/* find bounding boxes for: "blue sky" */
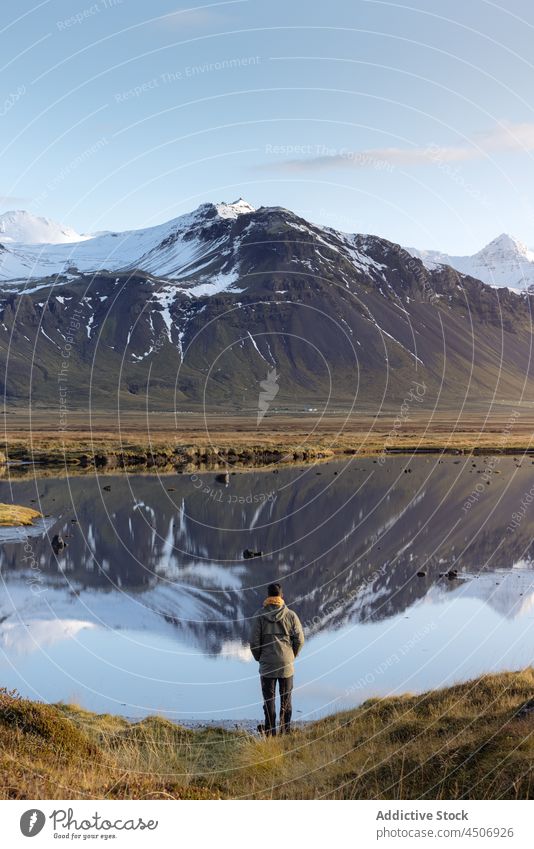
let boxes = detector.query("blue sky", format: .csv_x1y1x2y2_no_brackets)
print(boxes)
2,0,534,252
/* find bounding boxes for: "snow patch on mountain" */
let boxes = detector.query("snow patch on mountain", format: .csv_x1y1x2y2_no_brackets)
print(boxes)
214,198,255,218
186,268,242,297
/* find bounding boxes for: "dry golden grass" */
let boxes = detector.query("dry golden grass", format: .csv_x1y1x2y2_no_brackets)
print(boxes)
0,503,42,526
2,410,534,470
2,669,534,799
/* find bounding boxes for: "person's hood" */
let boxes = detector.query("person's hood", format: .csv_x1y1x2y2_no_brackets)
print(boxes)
261,603,287,622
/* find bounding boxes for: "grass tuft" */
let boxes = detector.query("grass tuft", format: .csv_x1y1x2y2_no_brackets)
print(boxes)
0,503,41,526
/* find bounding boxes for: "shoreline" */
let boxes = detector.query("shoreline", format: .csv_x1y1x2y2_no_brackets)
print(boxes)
2,409,534,473
2,443,533,476
3,437,534,475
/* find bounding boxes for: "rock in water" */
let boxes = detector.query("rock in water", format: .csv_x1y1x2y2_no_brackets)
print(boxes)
51,534,65,551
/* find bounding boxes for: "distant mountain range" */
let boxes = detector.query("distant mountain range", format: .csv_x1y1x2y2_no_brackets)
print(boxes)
0,210,89,246
407,233,534,291
2,205,533,291
0,200,533,410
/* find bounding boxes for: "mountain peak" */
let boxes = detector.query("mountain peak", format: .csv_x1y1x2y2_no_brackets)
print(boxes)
177,198,255,227
213,198,255,219
479,232,530,256
408,232,534,290
0,209,87,245
475,232,534,265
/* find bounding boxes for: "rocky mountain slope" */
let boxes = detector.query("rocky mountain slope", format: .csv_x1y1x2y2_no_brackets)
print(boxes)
0,200,533,410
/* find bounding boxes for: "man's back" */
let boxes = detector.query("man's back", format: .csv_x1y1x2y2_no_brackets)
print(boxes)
250,598,304,678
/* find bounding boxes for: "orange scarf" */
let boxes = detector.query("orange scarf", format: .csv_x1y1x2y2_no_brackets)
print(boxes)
263,595,284,607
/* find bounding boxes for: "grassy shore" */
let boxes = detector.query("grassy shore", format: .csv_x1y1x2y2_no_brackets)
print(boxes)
2,669,534,799
2,410,534,471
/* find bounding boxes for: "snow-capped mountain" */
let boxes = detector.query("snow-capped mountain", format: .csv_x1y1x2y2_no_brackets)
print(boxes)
408,233,534,291
1,198,533,410
0,199,255,283
0,210,88,245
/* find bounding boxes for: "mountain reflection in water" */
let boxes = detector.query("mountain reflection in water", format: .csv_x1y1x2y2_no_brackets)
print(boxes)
1,456,534,718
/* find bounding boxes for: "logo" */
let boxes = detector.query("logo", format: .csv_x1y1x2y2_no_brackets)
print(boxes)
20,809,46,837
257,367,279,425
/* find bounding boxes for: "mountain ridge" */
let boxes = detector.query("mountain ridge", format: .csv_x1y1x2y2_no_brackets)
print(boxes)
2,201,533,293
0,199,257,283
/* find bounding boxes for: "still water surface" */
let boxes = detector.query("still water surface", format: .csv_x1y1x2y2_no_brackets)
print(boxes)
1,455,533,720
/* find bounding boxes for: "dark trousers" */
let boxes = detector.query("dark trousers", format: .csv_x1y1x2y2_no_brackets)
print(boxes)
260,675,293,735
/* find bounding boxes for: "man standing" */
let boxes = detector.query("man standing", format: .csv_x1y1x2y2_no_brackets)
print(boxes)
249,582,305,736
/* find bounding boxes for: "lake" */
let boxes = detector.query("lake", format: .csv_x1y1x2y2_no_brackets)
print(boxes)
1,455,534,722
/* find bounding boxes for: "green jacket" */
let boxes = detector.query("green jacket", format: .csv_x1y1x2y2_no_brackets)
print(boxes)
249,603,305,678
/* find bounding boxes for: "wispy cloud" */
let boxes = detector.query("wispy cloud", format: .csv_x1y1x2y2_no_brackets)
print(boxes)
261,121,534,172
474,121,534,153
